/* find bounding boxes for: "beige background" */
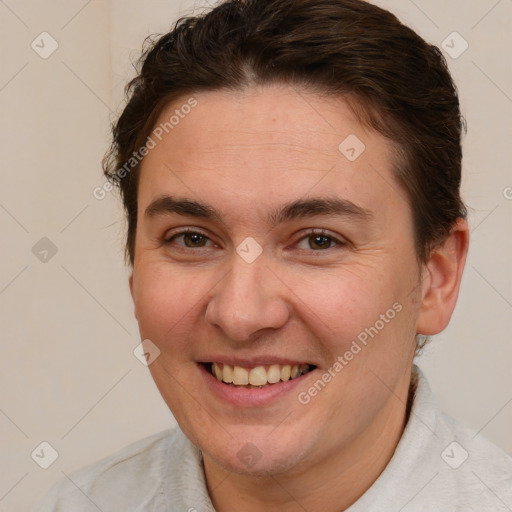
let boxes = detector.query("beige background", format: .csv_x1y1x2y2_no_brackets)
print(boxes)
0,0,510,510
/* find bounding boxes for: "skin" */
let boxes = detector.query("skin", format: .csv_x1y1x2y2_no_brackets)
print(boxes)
129,85,469,511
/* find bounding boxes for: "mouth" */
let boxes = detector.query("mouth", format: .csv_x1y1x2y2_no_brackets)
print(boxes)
203,362,317,389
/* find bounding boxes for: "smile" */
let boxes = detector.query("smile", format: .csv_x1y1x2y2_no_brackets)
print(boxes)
208,362,315,388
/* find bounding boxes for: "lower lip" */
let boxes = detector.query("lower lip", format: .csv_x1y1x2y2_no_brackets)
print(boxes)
198,363,315,407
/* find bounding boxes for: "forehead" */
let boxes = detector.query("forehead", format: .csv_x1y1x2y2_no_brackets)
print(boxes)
137,85,408,223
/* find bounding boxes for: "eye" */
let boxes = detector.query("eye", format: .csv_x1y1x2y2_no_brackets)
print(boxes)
164,228,213,248
295,230,345,251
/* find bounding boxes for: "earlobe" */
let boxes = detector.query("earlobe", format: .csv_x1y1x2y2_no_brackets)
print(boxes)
416,218,469,336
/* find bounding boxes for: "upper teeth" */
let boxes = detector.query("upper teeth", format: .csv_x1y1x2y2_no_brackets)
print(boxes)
211,363,311,386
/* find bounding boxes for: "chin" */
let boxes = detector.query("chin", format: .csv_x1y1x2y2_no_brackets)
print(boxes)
208,445,308,477
196,425,317,477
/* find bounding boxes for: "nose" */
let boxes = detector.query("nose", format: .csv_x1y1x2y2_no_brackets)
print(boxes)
204,253,290,342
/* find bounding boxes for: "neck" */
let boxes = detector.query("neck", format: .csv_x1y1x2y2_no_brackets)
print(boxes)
203,368,414,512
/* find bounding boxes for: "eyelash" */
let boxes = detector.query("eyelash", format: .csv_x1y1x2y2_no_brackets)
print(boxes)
164,227,347,251
295,228,347,250
164,227,212,247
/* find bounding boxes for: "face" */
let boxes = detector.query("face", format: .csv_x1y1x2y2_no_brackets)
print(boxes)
130,85,422,476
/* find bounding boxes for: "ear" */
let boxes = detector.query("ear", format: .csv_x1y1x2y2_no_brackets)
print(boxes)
416,218,469,336
129,272,138,320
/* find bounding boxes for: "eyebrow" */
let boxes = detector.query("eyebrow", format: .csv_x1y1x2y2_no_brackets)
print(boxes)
144,195,373,226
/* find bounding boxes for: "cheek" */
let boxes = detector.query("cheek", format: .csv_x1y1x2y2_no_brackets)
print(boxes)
132,264,204,344
289,267,395,340
287,260,418,373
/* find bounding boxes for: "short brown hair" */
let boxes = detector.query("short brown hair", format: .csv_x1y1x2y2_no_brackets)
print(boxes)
103,0,467,266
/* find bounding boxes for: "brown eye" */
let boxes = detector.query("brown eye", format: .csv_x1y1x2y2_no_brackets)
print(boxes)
165,230,212,248
182,232,207,247
308,235,333,250
295,230,346,252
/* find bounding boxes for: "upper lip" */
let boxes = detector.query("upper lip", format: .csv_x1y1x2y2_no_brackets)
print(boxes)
198,357,316,367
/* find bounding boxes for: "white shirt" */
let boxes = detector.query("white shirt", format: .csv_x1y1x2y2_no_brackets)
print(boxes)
35,366,512,511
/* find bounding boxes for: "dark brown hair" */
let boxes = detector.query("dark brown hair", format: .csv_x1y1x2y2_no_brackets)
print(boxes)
103,0,466,266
